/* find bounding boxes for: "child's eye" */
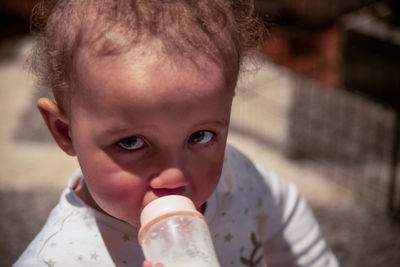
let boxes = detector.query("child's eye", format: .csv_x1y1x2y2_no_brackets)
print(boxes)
188,130,214,145
116,136,146,151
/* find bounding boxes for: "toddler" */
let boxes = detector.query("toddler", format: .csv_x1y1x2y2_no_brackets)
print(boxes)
15,0,339,266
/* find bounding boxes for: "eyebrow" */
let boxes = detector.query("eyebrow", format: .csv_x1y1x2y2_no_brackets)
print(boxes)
194,119,229,128
97,118,229,140
97,124,158,138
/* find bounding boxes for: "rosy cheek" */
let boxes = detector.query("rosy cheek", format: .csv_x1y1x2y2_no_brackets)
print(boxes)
85,171,141,203
94,183,143,220
200,161,223,193
207,155,224,175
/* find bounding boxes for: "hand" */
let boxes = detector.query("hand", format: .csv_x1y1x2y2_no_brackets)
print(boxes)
142,260,164,267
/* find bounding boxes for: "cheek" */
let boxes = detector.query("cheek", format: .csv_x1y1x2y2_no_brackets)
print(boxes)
77,153,148,219
206,145,226,179
205,160,223,186
85,172,147,226
193,152,225,197
85,171,142,205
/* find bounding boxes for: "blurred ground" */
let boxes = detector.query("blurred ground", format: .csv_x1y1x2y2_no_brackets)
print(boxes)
0,36,399,267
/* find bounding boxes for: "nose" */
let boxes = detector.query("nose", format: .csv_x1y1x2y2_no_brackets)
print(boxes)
149,167,189,190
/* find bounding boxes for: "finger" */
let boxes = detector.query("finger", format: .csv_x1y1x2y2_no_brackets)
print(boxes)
142,260,153,267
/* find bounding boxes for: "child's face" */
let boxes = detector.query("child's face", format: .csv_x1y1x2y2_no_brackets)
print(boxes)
68,48,237,227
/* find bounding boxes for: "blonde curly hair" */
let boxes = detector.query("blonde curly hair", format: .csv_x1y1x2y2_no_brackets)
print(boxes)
29,0,265,111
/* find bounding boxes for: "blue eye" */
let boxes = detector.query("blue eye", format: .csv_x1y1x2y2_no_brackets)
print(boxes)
117,136,145,151
189,130,214,145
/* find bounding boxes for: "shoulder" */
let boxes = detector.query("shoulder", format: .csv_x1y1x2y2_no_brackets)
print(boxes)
221,144,310,236
222,146,339,266
13,187,110,266
216,144,303,230
15,172,144,266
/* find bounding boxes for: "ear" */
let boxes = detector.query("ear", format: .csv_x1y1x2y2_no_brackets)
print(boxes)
37,98,76,156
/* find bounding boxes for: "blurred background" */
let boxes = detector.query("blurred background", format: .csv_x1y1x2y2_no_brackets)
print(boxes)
0,0,399,266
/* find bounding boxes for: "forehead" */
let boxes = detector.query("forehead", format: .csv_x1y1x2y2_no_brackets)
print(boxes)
73,43,238,107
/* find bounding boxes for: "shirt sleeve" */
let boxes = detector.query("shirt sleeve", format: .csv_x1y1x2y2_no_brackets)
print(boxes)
255,164,340,267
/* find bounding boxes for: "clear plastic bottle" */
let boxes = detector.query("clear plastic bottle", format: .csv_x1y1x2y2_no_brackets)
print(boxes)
138,195,220,267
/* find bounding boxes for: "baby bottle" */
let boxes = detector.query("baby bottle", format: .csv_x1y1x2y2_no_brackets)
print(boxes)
138,195,220,267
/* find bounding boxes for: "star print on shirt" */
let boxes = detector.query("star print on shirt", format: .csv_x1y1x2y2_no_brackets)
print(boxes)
91,253,99,260
44,259,56,267
122,234,130,241
224,233,233,242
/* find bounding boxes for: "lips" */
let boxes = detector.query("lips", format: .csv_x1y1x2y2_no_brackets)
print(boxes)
152,187,185,197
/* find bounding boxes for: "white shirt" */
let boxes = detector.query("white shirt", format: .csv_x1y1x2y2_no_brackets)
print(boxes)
14,145,339,267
